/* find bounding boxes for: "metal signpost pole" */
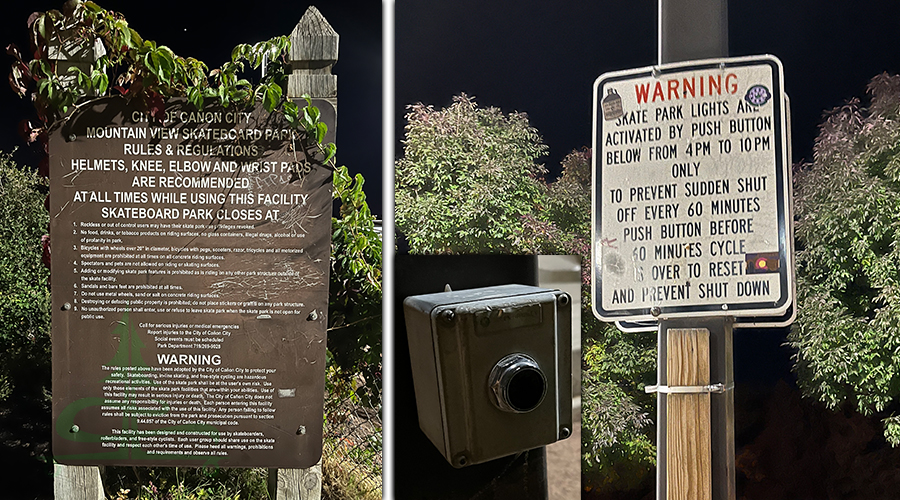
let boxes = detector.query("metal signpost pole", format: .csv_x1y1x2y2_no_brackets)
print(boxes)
658,2,733,500
593,2,790,499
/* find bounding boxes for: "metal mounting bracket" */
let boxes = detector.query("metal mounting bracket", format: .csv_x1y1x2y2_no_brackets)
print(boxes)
644,383,731,394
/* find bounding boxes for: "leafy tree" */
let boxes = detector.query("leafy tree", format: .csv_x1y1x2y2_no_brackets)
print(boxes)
395,94,548,253
582,332,655,492
518,148,591,255
791,73,900,444
395,98,657,492
8,1,334,176
329,166,382,398
543,147,593,235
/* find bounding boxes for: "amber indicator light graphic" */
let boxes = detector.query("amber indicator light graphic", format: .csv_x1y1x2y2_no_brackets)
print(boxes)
745,252,781,274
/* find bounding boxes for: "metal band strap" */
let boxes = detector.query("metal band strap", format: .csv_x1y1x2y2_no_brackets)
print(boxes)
644,383,731,394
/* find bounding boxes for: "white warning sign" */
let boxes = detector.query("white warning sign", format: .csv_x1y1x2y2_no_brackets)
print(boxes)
591,55,793,322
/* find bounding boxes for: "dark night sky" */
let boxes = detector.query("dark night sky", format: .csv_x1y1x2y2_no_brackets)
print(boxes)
0,0,382,215
396,1,900,176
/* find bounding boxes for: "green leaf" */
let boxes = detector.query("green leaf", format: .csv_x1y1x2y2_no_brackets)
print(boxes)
144,51,159,78
37,78,52,98
282,100,298,117
323,143,337,164
129,28,143,47
33,14,47,42
316,121,327,144
266,43,280,65
90,71,108,95
83,1,103,13
301,107,315,132
95,55,110,71
188,86,204,110
263,83,282,112
120,22,133,48
307,105,321,124
231,43,248,63
282,100,299,127
157,46,175,82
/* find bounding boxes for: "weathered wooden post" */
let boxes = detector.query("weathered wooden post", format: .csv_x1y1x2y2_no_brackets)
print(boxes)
286,6,339,109
266,6,337,500
49,19,106,500
54,464,104,500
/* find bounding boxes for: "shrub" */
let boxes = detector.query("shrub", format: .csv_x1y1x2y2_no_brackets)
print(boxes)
0,152,51,405
395,94,548,253
791,73,900,444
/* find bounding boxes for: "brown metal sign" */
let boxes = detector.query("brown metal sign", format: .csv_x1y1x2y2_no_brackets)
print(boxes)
49,96,333,468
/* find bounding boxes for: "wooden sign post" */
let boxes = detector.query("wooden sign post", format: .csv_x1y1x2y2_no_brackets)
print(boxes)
49,11,106,500
267,6,338,500
666,328,712,500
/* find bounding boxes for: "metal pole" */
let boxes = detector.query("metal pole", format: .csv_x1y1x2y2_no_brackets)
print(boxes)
659,0,728,65
657,2,733,500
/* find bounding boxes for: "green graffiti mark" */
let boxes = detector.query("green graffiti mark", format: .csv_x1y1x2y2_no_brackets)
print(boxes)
56,310,223,465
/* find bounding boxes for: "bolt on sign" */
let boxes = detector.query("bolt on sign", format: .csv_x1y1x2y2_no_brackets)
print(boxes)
50,96,334,468
591,55,793,322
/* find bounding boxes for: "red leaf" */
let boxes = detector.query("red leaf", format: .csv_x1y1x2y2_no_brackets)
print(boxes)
9,71,27,98
26,12,41,28
147,91,166,122
113,85,128,95
17,119,35,142
129,79,143,97
6,43,22,61
38,155,49,177
19,61,33,82
62,0,78,17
